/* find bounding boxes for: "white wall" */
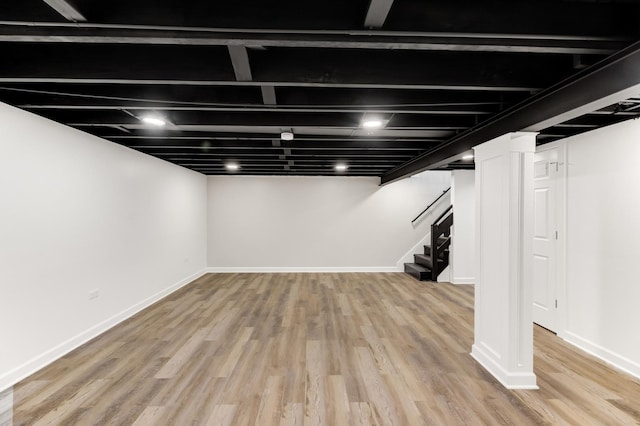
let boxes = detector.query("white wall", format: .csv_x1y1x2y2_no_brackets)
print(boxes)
0,103,208,391
207,173,450,270
560,118,640,378
450,170,475,284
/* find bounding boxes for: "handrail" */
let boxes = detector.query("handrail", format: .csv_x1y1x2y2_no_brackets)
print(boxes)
411,187,451,224
433,204,453,225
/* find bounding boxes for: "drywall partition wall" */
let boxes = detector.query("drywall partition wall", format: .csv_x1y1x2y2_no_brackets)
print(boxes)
562,118,640,378
0,102,208,391
207,173,451,270
450,170,475,284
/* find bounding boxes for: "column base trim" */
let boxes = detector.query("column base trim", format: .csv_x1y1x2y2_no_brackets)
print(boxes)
471,344,538,390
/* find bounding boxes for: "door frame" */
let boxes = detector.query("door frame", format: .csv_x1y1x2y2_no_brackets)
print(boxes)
534,140,567,338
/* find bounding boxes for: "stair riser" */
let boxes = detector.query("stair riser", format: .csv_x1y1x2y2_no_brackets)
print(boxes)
414,255,446,270
404,263,433,281
423,246,449,258
405,270,431,281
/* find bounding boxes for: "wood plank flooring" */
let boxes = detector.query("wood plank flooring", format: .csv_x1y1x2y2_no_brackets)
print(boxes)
11,273,640,425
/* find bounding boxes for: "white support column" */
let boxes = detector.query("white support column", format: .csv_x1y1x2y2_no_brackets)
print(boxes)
471,132,538,389
0,387,12,426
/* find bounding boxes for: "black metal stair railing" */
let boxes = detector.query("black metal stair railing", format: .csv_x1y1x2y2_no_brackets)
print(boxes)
411,187,451,225
429,205,453,281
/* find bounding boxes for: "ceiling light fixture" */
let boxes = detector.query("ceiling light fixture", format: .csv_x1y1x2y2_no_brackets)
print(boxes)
462,154,474,160
335,163,348,172
225,162,240,171
281,131,294,141
140,115,166,127
362,119,383,129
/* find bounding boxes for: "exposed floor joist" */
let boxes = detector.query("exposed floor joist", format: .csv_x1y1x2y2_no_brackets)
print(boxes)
260,85,277,105
3,0,640,177
0,24,627,55
227,45,253,82
364,0,395,29
40,0,85,22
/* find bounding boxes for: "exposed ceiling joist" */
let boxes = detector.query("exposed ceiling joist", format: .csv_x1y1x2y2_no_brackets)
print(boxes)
1,43,564,91
19,104,495,115
119,139,435,150
227,45,253,81
3,1,640,177
48,111,472,128
40,0,85,22
0,79,540,92
364,0,395,29
260,85,277,105
67,124,454,138
381,40,640,185
0,25,626,55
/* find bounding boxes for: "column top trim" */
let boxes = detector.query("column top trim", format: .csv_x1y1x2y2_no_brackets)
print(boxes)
473,131,537,158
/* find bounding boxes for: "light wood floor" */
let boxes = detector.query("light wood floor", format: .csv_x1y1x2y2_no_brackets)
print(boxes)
11,273,640,425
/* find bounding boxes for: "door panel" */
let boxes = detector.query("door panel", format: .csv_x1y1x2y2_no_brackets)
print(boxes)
533,148,557,332
534,188,549,238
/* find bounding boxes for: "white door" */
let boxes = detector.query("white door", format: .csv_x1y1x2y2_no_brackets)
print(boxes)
532,147,558,332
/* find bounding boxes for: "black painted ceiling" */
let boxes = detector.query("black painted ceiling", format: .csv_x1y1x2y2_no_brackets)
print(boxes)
1,0,640,177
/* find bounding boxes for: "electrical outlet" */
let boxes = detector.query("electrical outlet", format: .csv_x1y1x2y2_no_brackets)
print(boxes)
89,289,100,300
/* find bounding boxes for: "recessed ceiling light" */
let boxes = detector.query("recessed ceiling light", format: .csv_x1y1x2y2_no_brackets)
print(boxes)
362,119,383,129
281,131,294,141
140,116,166,127
335,163,348,172
225,162,240,171
462,154,474,160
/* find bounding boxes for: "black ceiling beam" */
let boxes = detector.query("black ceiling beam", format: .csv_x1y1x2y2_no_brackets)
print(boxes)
201,172,382,176
381,40,640,185
0,44,571,91
102,133,446,142
20,103,496,116
39,0,85,22
39,109,476,128
142,149,417,156
190,164,394,171
131,148,422,157
0,24,628,55
173,158,405,165
125,145,425,153
117,139,437,150
38,110,367,126
89,132,448,143
67,123,455,139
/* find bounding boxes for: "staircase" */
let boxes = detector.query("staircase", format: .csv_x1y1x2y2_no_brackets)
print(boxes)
404,206,453,281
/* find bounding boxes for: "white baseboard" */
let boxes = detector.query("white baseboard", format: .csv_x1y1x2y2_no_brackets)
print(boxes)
0,269,207,392
207,266,400,273
562,331,640,380
471,344,538,390
452,276,475,285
